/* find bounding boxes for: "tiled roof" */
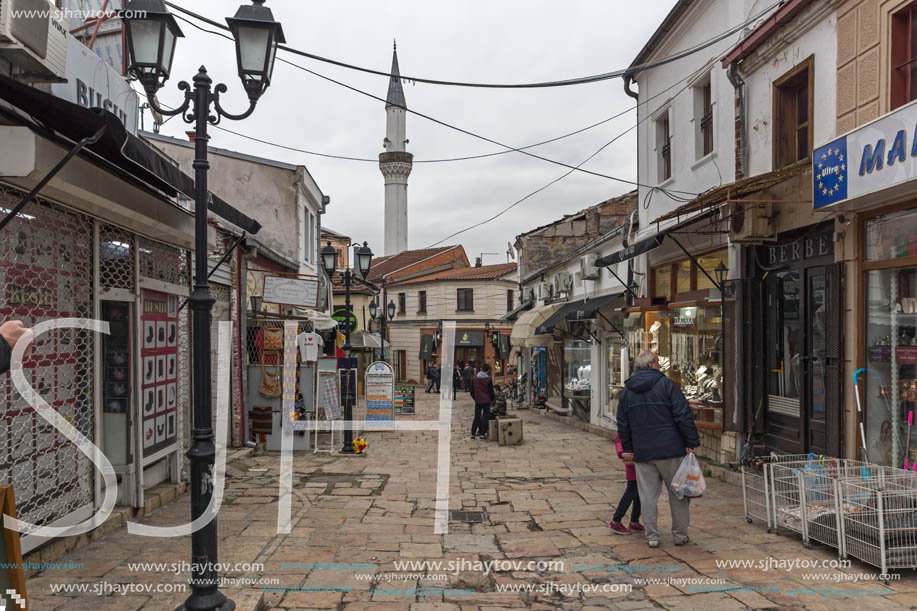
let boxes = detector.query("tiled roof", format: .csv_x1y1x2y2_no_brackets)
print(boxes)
330,271,375,295
365,246,458,284
393,263,517,285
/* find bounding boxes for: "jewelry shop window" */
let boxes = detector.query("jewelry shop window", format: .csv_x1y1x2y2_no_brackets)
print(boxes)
564,339,592,398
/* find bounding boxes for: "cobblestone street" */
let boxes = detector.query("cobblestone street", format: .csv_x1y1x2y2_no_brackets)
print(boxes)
26,390,917,610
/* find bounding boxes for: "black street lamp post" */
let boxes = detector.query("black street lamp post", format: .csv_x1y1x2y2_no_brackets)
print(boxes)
322,241,374,454
369,286,395,364
715,262,729,408
121,2,284,609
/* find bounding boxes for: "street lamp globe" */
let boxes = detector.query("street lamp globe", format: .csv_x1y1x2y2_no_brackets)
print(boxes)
354,241,374,280
714,262,728,290
387,300,397,321
120,0,184,95
369,299,378,320
225,0,286,102
321,241,338,275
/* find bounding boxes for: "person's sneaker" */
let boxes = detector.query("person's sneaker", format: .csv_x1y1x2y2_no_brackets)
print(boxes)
609,521,630,535
628,522,645,533
674,537,690,546
647,540,659,548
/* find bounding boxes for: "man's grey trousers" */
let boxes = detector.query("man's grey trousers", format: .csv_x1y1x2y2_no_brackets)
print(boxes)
635,457,691,543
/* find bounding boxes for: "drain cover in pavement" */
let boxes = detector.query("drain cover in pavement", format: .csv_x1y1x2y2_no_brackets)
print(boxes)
449,510,486,523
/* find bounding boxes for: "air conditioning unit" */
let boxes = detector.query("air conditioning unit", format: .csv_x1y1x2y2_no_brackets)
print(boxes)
581,253,600,280
539,281,552,300
553,272,573,295
522,287,535,303
0,0,68,82
728,202,776,243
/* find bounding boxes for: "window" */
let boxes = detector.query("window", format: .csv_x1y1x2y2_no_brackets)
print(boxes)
654,265,672,300
652,247,728,299
656,110,672,182
398,292,406,314
774,57,813,169
336,249,343,270
457,288,474,311
418,290,427,313
506,289,514,312
892,2,917,110
304,211,314,263
694,77,713,158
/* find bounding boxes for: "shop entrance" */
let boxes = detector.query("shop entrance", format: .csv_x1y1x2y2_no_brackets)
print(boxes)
759,226,842,456
455,347,481,369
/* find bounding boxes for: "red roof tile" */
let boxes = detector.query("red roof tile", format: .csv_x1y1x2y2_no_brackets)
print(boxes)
365,246,464,284
392,263,517,285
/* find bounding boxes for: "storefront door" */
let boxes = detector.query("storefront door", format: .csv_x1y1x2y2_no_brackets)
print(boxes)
760,226,841,455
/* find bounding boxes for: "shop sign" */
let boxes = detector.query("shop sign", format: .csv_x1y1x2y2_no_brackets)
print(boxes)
263,275,318,308
332,307,357,333
814,99,917,209
51,35,139,133
455,330,484,346
6,284,54,308
365,361,394,430
762,227,833,266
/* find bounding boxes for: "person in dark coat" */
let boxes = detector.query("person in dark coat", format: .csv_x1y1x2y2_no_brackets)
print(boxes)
617,351,699,549
0,320,30,375
462,363,474,392
470,363,495,439
452,365,462,399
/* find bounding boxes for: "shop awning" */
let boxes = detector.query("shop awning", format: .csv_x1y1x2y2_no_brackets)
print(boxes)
595,235,665,267
501,300,533,321
350,331,382,350
535,292,624,335
0,73,261,235
510,303,565,348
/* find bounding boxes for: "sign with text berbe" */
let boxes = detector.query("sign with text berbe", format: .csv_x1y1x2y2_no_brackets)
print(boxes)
365,361,394,431
814,99,917,209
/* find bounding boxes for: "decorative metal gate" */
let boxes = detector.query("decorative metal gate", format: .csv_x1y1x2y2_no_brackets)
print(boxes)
0,186,96,530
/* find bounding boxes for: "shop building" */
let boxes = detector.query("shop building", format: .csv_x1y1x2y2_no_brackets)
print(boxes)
0,70,260,552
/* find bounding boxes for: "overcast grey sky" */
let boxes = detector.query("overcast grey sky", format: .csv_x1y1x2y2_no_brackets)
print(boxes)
157,0,678,262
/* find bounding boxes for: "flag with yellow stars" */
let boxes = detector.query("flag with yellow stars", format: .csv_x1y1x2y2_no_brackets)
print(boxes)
814,137,847,209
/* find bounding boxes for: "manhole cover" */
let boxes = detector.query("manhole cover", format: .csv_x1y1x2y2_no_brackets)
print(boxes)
449,510,486,523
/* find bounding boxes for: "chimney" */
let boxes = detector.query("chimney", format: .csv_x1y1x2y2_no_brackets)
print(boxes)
475,257,482,267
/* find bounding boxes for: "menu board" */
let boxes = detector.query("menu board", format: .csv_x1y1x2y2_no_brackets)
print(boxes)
365,362,394,430
394,384,415,415
141,289,178,456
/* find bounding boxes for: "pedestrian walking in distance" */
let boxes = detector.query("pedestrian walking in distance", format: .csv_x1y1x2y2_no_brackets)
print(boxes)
609,433,643,534
462,362,474,393
617,350,699,548
470,363,495,439
452,365,462,400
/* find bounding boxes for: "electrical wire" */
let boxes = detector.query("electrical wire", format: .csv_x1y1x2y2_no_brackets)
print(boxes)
164,0,780,89
424,75,697,248
164,12,699,197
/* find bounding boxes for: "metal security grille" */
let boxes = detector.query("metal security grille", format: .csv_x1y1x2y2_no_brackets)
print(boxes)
825,263,844,458
99,224,135,291
0,186,96,530
139,237,188,286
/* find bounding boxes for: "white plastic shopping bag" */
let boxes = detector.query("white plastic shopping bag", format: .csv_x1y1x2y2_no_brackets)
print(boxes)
671,453,706,499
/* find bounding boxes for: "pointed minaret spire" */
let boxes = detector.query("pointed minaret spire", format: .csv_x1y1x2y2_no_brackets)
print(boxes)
380,42,412,255
386,41,407,110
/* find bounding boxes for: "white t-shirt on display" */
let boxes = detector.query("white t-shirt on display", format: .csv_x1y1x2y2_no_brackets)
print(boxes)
296,332,324,362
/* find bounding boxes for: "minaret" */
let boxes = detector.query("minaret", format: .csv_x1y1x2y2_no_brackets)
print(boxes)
379,41,412,255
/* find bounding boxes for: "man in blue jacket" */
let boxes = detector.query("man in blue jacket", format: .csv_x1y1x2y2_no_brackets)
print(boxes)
617,350,700,548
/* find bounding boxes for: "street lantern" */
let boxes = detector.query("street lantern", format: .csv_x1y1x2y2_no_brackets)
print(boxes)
249,293,263,313
321,241,338,275
225,0,286,102
714,262,728,291
354,241,373,280
387,300,397,321
368,299,378,320
120,0,184,95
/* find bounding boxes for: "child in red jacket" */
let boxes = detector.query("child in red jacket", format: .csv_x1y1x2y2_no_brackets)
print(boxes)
611,433,643,534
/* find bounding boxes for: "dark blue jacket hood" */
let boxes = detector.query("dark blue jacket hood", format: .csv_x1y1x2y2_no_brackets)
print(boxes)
625,368,665,393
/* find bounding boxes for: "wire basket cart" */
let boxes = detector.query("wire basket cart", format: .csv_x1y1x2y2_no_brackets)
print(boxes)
741,453,810,531
769,455,846,555
836,466,917,577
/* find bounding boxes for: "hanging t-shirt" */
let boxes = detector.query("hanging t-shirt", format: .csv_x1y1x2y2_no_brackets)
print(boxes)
297,331,324,362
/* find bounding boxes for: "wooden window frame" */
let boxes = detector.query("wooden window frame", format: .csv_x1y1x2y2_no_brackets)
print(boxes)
417,290,427,313
457,288,474,312
700,80,714,157
659,113,672,181
891,2,917,111
650,246,729,301
506,289,514,312
772,55,814,169
398,292,406,314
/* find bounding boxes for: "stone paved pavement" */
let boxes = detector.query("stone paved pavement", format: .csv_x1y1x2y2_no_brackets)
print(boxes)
25,389,917,610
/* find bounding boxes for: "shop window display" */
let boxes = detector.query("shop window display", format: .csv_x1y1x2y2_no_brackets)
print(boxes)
564,340,592,398
865,266,917,467
605,335,629,419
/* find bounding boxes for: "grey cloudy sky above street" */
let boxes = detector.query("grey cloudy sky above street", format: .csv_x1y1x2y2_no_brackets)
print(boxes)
155,0,677,261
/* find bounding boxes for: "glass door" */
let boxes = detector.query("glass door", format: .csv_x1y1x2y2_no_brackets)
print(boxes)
765,270,804,453
806,267,828,455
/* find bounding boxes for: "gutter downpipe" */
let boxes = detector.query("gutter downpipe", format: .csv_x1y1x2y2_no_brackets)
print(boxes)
726,60,746,461
623,75,640,306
